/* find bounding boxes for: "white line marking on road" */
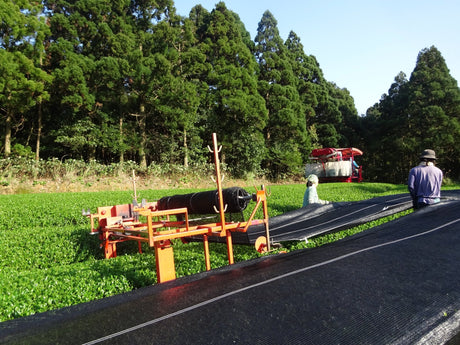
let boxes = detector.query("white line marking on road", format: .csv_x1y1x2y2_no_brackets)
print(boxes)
83,217,460,344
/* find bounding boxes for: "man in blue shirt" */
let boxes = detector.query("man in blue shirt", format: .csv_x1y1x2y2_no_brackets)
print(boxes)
408,149,443,209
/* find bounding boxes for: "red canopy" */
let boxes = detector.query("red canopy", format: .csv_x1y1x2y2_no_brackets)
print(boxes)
310,148,362,161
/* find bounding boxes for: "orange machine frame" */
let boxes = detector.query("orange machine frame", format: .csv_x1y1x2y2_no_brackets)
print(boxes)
87,134,270,283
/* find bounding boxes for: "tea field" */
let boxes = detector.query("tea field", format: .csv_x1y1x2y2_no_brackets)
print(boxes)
1,182,455,321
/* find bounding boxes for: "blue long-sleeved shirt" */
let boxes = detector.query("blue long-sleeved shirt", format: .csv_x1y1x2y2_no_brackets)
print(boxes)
408,162,443,205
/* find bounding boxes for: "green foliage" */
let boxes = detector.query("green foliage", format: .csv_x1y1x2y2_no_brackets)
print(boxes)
0,257,153,321
408,47,460,180
254,11,308,178
196,3,268,177
0,157,218,184
361,47,460,183
0,0,51,159
1,181,437,321
11,144,35,159
1,3,459,182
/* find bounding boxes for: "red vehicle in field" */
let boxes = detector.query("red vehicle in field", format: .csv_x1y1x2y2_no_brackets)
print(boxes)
305,147,363,183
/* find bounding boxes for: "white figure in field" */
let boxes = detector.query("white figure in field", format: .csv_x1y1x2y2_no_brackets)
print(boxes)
303,174,330,207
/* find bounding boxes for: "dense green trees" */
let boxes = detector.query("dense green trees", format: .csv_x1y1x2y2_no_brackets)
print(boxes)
0,0,51,157
360,46,460,182
196,3,267,176
408,47,460,178
254,11,307,178
1,2,459,182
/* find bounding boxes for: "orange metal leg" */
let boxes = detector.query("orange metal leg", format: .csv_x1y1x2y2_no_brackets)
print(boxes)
104,232,117,259
226,231,234,264
154,240,176,283
203,235,211,271
261,187,271,252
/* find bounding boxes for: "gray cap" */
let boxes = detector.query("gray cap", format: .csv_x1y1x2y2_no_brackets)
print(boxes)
420,149,437,160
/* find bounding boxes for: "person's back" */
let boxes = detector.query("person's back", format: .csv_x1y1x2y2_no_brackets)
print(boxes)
408,149,443,209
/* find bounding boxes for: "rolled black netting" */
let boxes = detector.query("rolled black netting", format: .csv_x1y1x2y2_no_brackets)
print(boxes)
157,187,251,214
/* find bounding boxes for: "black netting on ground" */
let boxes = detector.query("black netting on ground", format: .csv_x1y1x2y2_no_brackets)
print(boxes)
246,191,460,244
2,191,460,345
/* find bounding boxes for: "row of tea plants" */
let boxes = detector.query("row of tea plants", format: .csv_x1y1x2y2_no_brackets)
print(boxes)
0,182,439,321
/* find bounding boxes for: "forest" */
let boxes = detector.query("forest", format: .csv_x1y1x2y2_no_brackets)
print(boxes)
1,0,460,183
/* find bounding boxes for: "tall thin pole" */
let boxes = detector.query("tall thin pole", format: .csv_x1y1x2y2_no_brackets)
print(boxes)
211,133,234,264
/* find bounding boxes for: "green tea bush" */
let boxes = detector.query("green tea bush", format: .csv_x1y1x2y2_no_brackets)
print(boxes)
1,182,457,322
0,260,139,320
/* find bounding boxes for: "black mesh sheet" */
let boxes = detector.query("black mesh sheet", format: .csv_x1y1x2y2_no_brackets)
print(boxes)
189,193,417,246
245,191,460,244
2,191,460,345
254,193,414,243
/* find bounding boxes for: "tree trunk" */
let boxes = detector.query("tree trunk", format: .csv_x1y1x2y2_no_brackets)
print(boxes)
35,98,42,161
88,146,96,160
139,103,147,168
183,129,188,167
35,51,44,162
119,116,124,163
4,111,12,157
